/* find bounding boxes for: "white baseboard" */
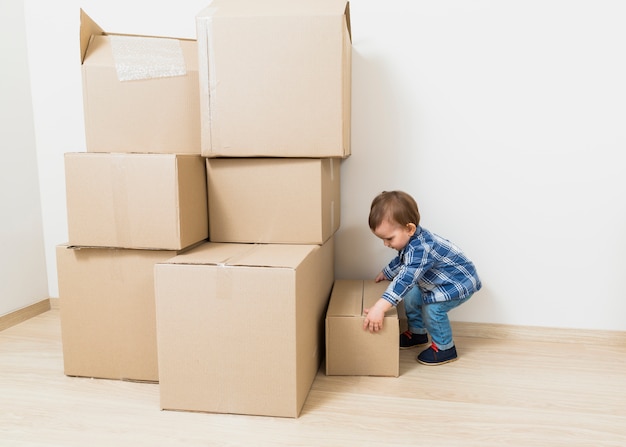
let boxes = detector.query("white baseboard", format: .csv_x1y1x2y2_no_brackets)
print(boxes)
400,317,624,346
451,320,626,346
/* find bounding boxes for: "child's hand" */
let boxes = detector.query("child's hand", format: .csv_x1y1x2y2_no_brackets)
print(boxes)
374,271,386,283
363,306,385,333
363,298,393,333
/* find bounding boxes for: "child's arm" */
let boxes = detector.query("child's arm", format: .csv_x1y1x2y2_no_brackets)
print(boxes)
363,298,393,333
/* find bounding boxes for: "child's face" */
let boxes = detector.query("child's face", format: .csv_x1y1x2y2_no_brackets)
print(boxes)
373,219,416,251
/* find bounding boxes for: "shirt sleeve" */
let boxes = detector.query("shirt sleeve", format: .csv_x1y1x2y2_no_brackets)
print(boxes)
382,253,402,280
381,242,433,306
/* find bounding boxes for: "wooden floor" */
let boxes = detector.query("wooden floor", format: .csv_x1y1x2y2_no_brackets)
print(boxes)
1,309,625,446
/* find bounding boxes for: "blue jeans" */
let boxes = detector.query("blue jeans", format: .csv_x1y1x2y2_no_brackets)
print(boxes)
404,286,471,350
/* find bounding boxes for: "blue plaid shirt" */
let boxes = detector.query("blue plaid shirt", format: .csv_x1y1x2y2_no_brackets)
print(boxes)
381,226,481,305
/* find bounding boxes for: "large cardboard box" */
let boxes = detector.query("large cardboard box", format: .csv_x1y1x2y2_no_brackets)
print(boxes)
326,280,399,377
65,152,208,250
80,10,200,154
56,245,182,382
196,0,351,158
207,158,340,244
155,238,335,418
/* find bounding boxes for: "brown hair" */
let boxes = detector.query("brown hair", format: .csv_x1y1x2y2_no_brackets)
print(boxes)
368,190,420,231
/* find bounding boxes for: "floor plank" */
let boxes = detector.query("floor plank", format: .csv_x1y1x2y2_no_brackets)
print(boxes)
1,309,625,446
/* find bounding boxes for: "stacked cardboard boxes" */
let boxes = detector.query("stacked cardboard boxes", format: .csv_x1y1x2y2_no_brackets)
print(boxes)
58,1,353,418
154,0,352,418
57,11,208,383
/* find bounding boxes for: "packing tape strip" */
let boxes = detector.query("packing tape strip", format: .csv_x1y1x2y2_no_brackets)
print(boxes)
197,7,220,151
216,243,262,268
330,159,336,232
212,245,260,325
111,154,131,247
110,35,187,82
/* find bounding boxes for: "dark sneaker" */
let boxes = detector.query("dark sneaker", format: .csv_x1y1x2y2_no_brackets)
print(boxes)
417,343,458,365
399,330,429,349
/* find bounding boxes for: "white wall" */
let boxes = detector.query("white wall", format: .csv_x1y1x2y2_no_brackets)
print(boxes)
22,0,208,305
0,0,48,317
23,0,626,331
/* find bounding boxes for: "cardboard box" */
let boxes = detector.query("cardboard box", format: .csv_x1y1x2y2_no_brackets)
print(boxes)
197,0,351,158
207,158,340,244
80,10,200,154
155,238,335,418
65,152,208,250
326,280,399,377
56,245,182,382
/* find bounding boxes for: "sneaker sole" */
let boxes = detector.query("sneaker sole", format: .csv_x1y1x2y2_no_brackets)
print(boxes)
400,343,429,350
416,356,458,366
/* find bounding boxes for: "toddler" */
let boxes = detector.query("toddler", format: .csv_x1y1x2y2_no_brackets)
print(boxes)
363,190,481,365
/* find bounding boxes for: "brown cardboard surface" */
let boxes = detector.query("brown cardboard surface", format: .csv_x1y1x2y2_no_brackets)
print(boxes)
154,238,335,417
80,10,200,154
65,152,208,250
56,244,181,382
197,0,351,158
326,279,399,377
207,158,340,244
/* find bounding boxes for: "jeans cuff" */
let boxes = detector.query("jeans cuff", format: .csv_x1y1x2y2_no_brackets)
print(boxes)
408,327,427,335
432,340,455,350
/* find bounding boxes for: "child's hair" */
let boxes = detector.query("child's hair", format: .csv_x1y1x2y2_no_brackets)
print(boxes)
368,190,420,231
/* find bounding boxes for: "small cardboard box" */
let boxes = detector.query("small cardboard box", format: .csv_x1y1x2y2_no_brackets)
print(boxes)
80,10,200,154
65,152,208,250
155,238,335,418
207,158,340,244
196,0,351,158
56,245,182,382
326,280,399,377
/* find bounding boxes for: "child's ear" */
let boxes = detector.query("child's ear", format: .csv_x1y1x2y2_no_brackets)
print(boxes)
406,223,417,235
